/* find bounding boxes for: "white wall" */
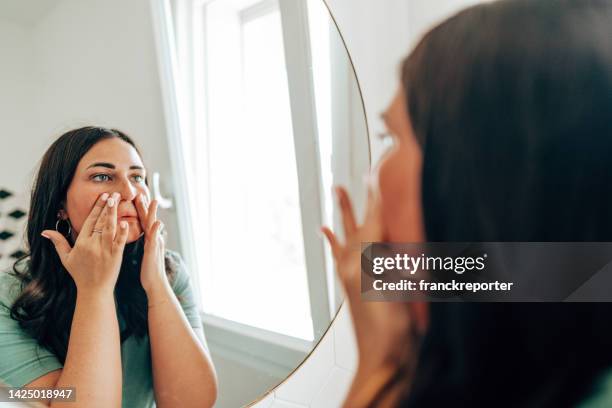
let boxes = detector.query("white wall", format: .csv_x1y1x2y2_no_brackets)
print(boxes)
0,19,40,270
0,19,38,192
0,0,181,250
325,0,486,162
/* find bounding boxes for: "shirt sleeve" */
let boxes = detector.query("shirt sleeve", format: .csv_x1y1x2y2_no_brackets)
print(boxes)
0,274,63,387
166,251,210,353
577,367,612,408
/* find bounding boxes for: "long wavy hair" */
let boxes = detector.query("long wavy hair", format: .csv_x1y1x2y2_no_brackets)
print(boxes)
9,126,175,364
372,0,612,406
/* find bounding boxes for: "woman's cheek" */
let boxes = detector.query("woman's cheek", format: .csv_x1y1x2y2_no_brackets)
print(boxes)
68,192,101,235
377,147,424,242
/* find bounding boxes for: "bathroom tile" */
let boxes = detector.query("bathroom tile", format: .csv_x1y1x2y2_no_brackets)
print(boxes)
333,304,357,371
273,326,335,405
311,366,353,408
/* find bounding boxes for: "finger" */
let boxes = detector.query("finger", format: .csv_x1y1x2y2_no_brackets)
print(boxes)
81,193,110,235
145,220,163,250
321,226,341,261
146,200,158,233
150,220,163,238
92,197,112,237
335,186,357,238
135,194,148,232
41,230,72,264
113,220,130,255
102,192,120,243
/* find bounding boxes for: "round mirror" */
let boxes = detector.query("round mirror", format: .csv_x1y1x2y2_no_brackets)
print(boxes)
0,0,368,406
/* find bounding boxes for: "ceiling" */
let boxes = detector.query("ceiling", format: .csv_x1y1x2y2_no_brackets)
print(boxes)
0,0,60,26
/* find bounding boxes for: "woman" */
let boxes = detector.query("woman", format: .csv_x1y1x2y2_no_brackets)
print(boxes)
0,127,217,407
323,0,612,406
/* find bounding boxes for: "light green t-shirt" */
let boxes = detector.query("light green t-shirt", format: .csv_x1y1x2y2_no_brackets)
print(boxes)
0,250,207,408
578,368,612,408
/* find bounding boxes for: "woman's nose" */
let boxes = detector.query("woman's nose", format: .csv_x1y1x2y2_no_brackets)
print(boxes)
117,178,137,202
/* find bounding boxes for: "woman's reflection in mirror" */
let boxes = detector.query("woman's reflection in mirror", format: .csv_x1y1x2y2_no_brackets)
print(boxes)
0,127,217,407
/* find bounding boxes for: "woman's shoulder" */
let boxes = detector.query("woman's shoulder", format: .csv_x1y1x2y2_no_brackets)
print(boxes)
579,367,612,407
164,249,185,279
163,249,190,291
0,271,23,310
164,249,184,270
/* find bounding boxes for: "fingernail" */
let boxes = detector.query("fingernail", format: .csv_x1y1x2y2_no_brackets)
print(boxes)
113,192,120,201
41,232,50,239
101,193,109,201
120,221,128,229
107,198,115,207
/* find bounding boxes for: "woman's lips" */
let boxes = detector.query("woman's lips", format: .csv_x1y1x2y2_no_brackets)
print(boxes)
120,216,138,221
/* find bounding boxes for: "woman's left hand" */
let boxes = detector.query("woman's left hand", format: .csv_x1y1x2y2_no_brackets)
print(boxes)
135,194,169,295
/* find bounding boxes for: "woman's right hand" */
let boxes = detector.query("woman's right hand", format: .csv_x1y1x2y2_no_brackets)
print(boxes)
41,192,130,295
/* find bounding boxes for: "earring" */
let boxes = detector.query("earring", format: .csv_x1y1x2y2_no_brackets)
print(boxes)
55,217,72,237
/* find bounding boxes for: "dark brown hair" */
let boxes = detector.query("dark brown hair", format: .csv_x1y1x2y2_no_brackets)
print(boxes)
378,0,612,406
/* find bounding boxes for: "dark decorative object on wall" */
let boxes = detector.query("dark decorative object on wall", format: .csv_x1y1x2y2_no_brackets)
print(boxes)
8,209,26,219
0,231,15,241
0,189,13,200
0,187,29,271
9,250,27,259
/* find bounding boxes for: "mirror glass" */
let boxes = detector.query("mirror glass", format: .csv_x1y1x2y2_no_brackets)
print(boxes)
0,0,368,406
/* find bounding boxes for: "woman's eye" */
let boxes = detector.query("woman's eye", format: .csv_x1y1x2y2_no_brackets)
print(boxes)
92,174,111,182
91,174,144,183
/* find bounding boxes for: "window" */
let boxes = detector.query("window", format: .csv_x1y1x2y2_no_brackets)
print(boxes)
201,0,313,340
178,0,338,345
152,0,361,366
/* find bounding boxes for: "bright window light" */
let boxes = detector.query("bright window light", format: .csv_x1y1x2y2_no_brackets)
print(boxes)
200,2,314,341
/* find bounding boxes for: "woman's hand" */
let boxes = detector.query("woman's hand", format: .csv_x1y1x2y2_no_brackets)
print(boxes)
135,194,169,295
322,185,422,405
42,192,130,295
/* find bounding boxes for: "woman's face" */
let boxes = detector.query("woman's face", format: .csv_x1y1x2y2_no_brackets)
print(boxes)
61,137,150,243
378,86,429,332
377,86,425,242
